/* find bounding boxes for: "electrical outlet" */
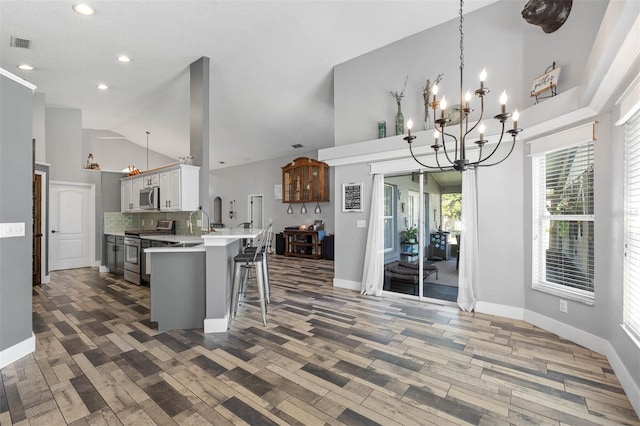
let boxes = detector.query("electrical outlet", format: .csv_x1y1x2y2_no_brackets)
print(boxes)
356,220,367,228
142,219,145,226
559,299,568,313
197,219,202,227
0,222,25,238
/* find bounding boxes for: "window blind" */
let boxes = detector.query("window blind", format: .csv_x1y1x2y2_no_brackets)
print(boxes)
532,142,595,296
624,110,640,341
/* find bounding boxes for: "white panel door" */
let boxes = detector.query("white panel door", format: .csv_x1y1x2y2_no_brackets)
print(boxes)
50,182,94,270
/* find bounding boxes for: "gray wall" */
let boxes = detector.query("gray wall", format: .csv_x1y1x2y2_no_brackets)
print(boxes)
46,107,83,182
0,73,33,353
334,2,523,146
33,93,45,163
330,0,640,404
210,150,335,235
83,129,176,173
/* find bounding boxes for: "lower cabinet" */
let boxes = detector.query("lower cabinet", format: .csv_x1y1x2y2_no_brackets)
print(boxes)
104,235,124,275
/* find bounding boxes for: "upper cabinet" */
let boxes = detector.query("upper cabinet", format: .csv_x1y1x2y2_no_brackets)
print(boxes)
121,164,199,212
282,157,329,203
159,164,199,212
121,177,143,212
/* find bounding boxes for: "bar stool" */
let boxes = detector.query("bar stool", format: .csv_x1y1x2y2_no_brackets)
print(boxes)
242,223,273,303
230,228,268,326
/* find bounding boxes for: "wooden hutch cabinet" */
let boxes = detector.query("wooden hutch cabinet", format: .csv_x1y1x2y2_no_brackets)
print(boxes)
282,157,330,203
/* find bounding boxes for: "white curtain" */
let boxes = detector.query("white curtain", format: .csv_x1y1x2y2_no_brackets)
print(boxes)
458,168,479,311
361,174,385,296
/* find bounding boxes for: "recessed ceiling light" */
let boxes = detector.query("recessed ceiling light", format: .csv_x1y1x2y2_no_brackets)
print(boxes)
73,4,94,15
17,64,34,70
118,55,130,63
97,83,108,90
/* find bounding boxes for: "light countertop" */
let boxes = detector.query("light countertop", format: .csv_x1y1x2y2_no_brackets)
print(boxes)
201,228,263,247
145,244,204,254
141,234,204,244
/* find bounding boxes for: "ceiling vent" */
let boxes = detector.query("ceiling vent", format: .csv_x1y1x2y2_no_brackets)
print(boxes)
10,37,31,49
291,144,304,149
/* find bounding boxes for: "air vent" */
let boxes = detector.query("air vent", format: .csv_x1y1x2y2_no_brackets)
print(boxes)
10,37,31,49
291,144,304,149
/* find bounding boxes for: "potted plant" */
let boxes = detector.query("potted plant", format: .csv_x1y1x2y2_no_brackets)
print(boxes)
401,226,419,243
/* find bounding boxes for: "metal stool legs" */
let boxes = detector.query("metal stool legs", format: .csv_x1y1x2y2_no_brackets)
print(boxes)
230,256,268,326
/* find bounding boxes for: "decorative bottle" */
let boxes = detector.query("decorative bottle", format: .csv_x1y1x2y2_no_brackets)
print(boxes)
395,101,404,135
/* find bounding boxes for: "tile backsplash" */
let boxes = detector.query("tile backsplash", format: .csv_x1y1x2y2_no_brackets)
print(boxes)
104,211,209,235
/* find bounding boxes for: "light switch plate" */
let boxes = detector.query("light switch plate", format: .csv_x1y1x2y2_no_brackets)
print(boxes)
356,220,367,228
0,222,25,238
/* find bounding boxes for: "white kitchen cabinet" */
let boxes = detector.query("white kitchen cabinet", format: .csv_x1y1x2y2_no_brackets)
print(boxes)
121,177,144,212
132,177,143,210
121,179,133,212
159,164,199,211
121,164,199,212
143,173,159,188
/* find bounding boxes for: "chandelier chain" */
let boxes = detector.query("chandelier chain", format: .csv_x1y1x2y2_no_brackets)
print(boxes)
459,0,464,73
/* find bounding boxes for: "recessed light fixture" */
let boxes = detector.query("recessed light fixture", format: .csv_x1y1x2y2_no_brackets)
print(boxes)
73,4,94,15
97,83,108,90
219,161,225,164
117,55,130,63
17,64,34,70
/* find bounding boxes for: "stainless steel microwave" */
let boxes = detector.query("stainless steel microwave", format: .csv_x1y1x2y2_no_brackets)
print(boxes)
139,187,159,210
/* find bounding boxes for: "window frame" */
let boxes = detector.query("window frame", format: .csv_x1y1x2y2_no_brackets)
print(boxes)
383,183,395,253
531,141,595,305
623,110,640,342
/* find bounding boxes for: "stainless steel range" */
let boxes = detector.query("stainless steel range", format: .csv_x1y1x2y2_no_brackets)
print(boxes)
124,220,175,285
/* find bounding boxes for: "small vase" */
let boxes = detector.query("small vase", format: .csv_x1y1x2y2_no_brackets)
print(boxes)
424,105,431,130
395,101,404,135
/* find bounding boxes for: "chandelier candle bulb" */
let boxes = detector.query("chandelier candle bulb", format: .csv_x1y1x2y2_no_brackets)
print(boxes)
465,91,472,108
500,91,508,114
407,118,413,136
479,123,485,140
432,84,439,102
479,68,487,88
440,97,447,118
512,110,519,129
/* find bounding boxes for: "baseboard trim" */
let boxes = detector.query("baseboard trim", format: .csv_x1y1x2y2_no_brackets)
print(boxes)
475,301,525,321
42,275,50,284
99,265,110,273
604,341,640,416
0,333,35,369
204,317,229,333
333,278,360,291
524,309,640,416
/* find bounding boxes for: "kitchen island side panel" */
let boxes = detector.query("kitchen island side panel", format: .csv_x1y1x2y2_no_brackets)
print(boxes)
149,251,206,331
205,239,241,331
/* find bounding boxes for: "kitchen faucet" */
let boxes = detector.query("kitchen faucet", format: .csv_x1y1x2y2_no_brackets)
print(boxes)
189,208,210,234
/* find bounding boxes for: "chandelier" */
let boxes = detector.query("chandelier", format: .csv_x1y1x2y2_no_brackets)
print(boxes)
405,0,523,172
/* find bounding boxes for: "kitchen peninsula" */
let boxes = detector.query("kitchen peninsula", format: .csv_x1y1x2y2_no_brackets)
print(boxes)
146,228,262,332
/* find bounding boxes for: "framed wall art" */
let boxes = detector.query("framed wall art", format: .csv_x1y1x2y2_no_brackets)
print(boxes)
342,182,363,212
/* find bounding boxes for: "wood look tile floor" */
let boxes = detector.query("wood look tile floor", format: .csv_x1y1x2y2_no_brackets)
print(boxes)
1,254,638,425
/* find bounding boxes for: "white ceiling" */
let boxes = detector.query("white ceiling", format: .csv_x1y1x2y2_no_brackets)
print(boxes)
0,0,498,170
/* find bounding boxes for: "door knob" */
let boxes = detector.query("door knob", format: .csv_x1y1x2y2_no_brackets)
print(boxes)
51,230,57,233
